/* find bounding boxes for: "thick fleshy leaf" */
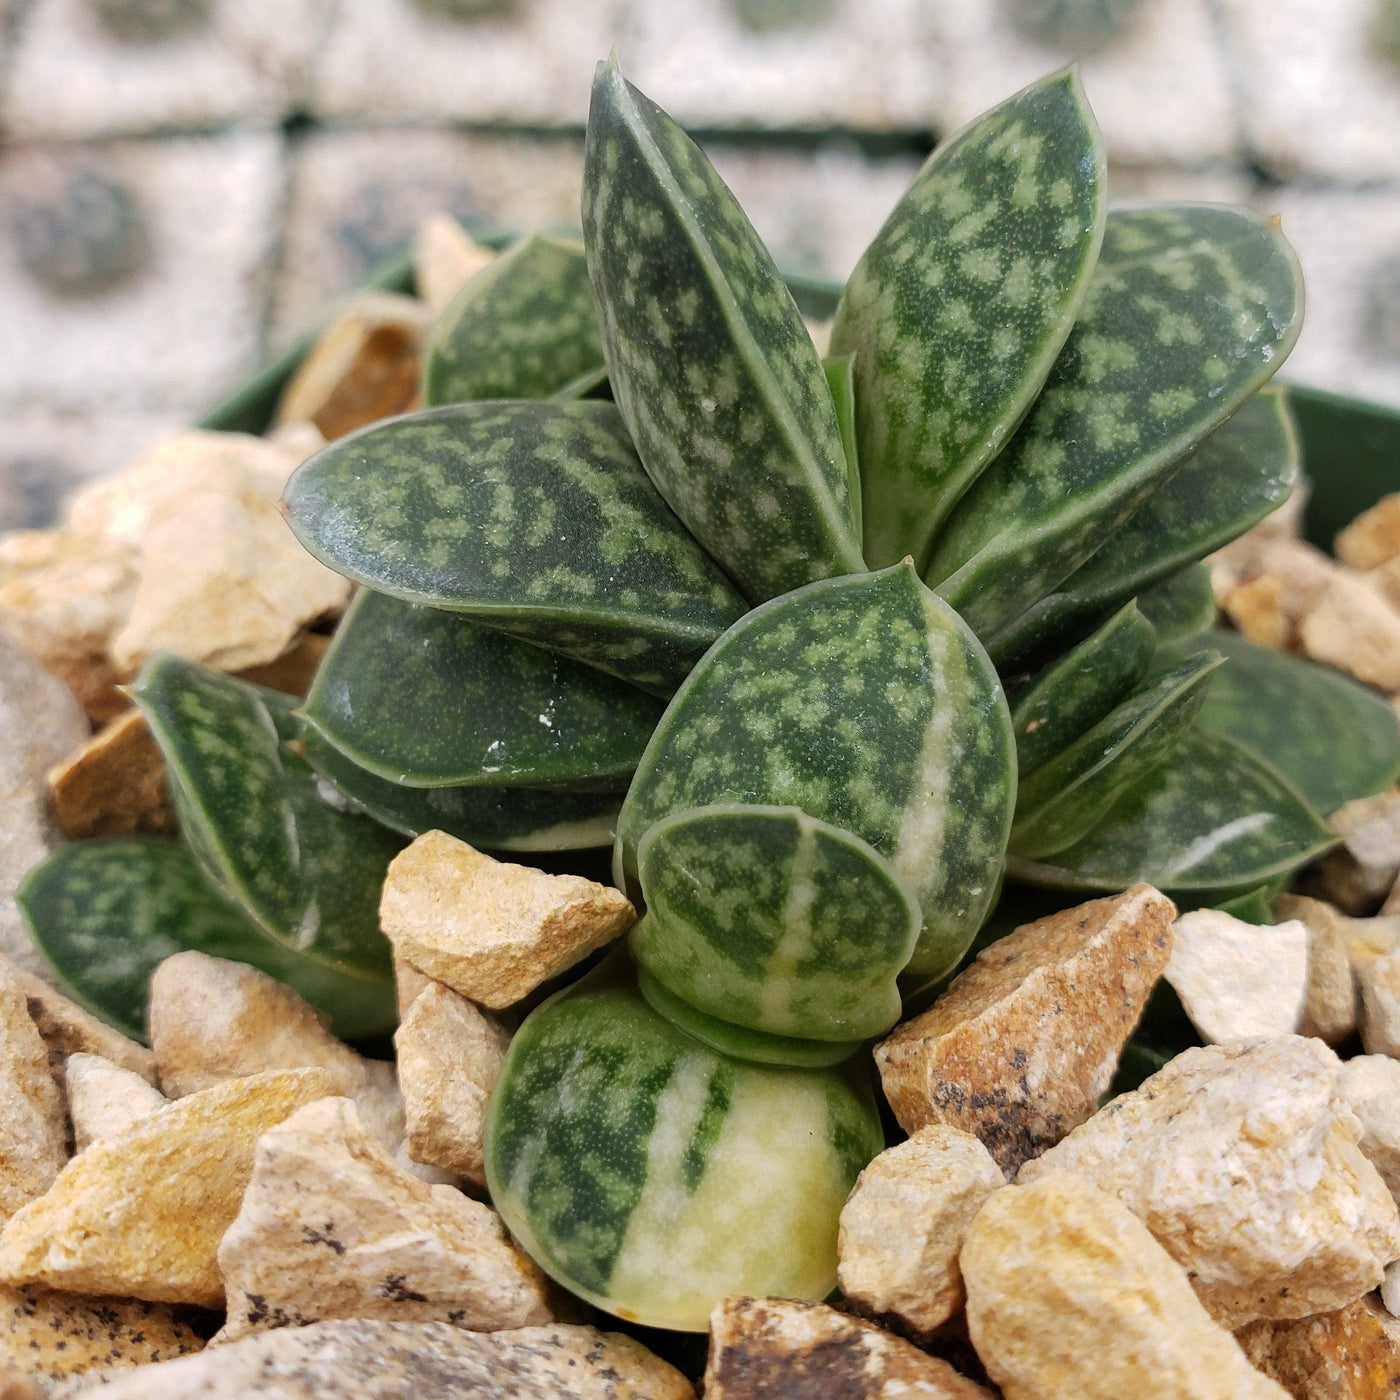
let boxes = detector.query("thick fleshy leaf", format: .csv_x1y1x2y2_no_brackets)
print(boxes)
130,654,400,987
421,234,606,406
987,388,1298,661
1007,729,1336,897
283,401,747,695
632,804,920,1043
1135,564,1216,642
928,206,1304,641
824,353,862,539
830,68,1106,569
582,59,863,603
617,563,1016,984
302,589,664,790
17,839,397,1040
1167,629,1400,815
1010,601,1156,775
300,723,620,852
1011,653,1220,859
484,957,882,1331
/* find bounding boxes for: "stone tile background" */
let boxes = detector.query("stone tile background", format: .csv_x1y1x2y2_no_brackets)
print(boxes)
0,0,1397,529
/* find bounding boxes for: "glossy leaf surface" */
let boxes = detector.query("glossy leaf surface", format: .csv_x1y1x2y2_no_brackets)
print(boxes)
18,839,395,1041
618,563,1016,984
1007,729,1336,897
830,68,1106,569
1010,601,1156,775
284,400,747,695
302,589,664,790
929,206,1304,641
632,804,920,1042
824,352,862,539
583,59,863,603
484,959,882,1331
1011,653,1220,859
1136,564,1216,642
301,723,620,852
421,234,606,406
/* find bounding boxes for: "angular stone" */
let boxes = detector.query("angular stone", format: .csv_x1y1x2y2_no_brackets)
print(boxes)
46,710,176,841
274,293,431,442
1340,1055,1400,1206
1272,894,1359,1046
1221,573,1291,650
961,1174,1290,1400
379,832,636,1009
704,1296,993,1400
874,885,1175,1173
1300,571,1400,694
0,1067,337,1307
1019,1037,1400,1328
216,1096,550,1342
1339,495,1400,572
64,1053,166,1153
394,982,509,1187
1237,1294,1400,1399
1385,1259,1400,1317
85,1320,693,1399
0,965,67,1223
413,214,494,318
837,1124,1005,1340
1164,909,1308,1043
394,955,433,1018
1357,951,1400,1059
0,1283,203,1386
1312,791,1400,914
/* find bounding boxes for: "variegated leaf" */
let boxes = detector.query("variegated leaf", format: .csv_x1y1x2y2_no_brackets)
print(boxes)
824,352,862,538
302,589,664,790
928,206,1303,641
583,58,864,603
421,234,606,406
830,68,1106,569
1007,729,1336,898
617,562,1016,985
1135,564,1216,642
1010,600,1156,775
283,401,747,695
632,804,920,1043
130,654,400,988
1011,652,1220,859
300,723,621,853
986,387,1298,661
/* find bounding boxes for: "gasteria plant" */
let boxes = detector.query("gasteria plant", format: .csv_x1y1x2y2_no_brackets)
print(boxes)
19,60,1400,1331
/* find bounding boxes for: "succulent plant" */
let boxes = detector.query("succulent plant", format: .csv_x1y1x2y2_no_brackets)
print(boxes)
20,59,1400,1333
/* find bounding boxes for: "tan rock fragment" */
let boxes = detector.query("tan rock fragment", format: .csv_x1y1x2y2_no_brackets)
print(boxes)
1222,572,1292,649
961,1174,1290,1400
0,1282,203,1385
1357,951,1400,1058
46,710,175,840
1300,571,1400,693
1019,1037,1400,1328
379,831,636,1008
413,214,496,317
216,1096,550,1342
64,1053,166,1152
1237,1294,1400,1399
395,982,509,1187
1164,909,1307,1043
0,1067,336,1307
0,966,67,1222
87,1320,694,1400
1338,494,1400,571
1385,1259,1400,1317
837,1125,1004,1340
1311,791,1400,915
394,954,433,1017
0,1368,39,1400
1208,487,1308,590
1271,894,1359,1045
1340,1055,1400,1207
275,293,431,441
705,1296,992,1399
1366,555,1400,615
874,885,1174,1173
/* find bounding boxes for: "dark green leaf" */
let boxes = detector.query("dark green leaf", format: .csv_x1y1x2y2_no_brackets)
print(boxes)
1166,629,1400,814
300,722,620,852
1135,564,1216,642
583,58,863,603
632,804,920,1042
824,352,861,539
302,588,664,790
618,562,1016,985
1012,653,1221,859
830,68,1106,570
130,654,400,986
421,234,606,406
1010,600,1156,775
929,206,1304,641
1214,885,1277,924
17,839,396,1041
1007,729,1336,897
283,400,747,695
